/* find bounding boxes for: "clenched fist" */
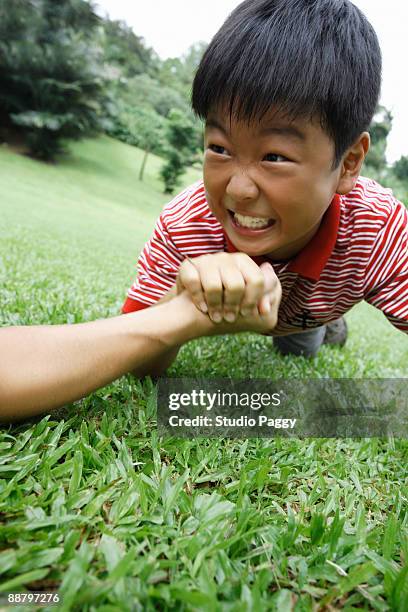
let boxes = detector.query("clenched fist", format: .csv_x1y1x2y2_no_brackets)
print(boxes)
176,252,282,332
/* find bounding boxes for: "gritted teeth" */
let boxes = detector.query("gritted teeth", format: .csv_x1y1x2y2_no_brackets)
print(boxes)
233,212,274,229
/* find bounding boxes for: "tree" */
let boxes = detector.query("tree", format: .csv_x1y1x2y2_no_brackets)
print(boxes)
99,32,206,168
364,105,393,180
101,18,159,79
393,156,408,183
0,0,105,160
111,106,165,180
102,71,192,157
157,42,208,101
120,74,189,118
160,109,202,194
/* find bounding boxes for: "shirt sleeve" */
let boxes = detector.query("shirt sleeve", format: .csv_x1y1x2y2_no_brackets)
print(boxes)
363,199,408,333
122,214,184,314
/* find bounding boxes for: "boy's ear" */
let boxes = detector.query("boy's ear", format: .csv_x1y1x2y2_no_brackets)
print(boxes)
336,132,371,195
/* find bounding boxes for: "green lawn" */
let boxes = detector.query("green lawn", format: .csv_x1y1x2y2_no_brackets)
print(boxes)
0,137,407,611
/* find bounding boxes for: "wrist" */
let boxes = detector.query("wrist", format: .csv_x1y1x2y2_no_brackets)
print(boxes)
125,294,213,349
162,293,214,344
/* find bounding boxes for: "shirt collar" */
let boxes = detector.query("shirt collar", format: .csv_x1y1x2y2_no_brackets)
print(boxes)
224,194,341,281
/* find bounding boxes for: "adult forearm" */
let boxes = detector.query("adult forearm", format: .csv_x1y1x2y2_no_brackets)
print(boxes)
0,295,210,422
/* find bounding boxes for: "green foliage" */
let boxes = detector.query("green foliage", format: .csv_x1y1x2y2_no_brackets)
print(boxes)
160,149,188,195
361,106,408,204
99,34,201,185
0,0,105,160
103,74,190,150
157,42,208,99
124,74,189,118
101,18,159,79
364,106,393,181
108,105,165,154
160,109,202,194
394,155,408,182
106,105,166,181
0,3,207,171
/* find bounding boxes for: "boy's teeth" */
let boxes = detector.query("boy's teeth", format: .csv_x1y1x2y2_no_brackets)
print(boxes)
234,212,271,229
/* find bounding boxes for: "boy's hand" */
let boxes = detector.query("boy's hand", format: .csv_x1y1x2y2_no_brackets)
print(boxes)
176,259,282,337
176,253,273,323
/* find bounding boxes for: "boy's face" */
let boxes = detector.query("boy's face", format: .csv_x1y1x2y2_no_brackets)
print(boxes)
203,109,347,260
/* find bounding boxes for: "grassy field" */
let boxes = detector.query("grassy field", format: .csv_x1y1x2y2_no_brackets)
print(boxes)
0,136,407,611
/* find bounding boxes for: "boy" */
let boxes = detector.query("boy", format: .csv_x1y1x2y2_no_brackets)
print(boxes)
122,0,408,374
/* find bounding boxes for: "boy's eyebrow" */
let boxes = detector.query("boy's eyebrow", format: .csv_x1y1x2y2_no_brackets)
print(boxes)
205,118,306,142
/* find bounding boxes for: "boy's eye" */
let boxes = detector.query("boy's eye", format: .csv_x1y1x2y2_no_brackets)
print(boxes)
207,145,289,162
263,153,287,162
208,144,229,156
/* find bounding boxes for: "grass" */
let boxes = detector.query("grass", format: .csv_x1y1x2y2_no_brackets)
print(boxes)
0,136,407,611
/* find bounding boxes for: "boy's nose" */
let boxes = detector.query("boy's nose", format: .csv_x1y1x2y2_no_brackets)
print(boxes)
225,170,259,203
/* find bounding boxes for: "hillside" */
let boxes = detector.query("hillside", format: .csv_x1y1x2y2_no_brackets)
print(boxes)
0,136,201,323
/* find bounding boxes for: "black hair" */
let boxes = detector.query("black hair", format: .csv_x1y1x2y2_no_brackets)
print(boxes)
191,0,382,167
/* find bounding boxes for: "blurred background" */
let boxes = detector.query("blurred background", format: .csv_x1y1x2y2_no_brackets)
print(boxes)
1,0,408,199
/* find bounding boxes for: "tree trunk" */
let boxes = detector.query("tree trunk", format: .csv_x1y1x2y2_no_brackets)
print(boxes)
139,148,149,181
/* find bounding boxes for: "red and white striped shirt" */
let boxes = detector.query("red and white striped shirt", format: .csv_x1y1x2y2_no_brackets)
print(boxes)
122,177,408,335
